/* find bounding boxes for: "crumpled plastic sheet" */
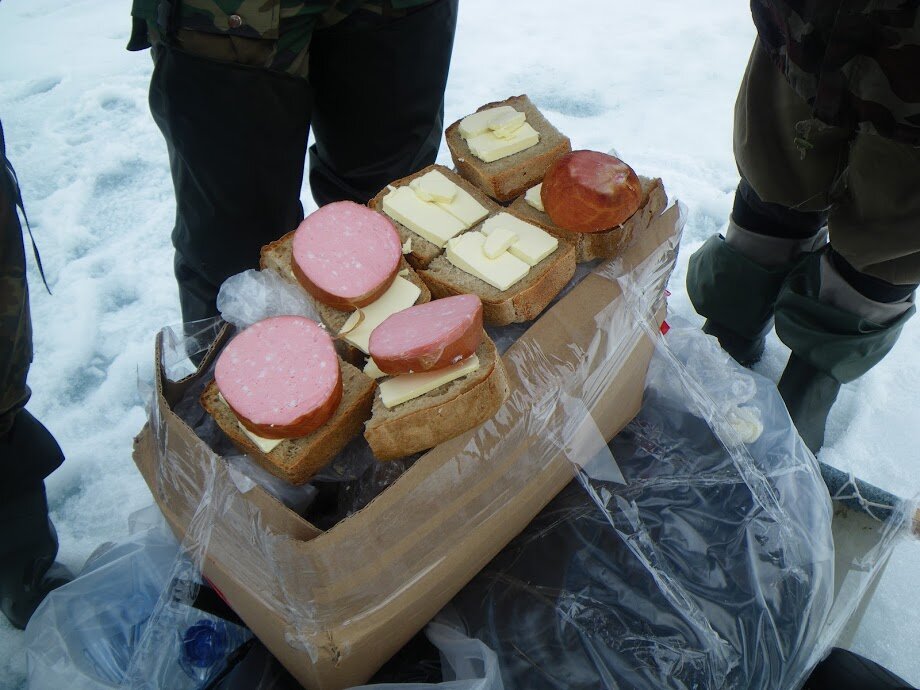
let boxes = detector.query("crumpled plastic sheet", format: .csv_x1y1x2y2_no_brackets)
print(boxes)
124,202,916,689
25,506,251,689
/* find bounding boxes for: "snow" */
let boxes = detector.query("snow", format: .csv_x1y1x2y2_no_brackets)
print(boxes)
1,0,919,687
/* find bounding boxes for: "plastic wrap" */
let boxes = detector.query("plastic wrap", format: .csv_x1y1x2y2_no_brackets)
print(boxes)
25,506,251,689
127,202,916,689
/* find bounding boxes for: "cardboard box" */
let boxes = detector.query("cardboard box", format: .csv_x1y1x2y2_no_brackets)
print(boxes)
133,203,682,689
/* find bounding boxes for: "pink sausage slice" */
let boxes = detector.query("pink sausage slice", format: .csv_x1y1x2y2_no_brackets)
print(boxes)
215,316,342,439
369,294,483,375
291,201,402,309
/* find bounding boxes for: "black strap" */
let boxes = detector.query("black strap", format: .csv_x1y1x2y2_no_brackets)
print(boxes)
0,123,52,294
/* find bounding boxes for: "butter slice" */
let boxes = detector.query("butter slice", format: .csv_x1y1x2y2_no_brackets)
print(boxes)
524,183,544,212
483,226,517,259
239,423,284,453
466,123,540,163
382,186,465,248
364,358,387,379
216,393,285,453
446,232,530,291
378,355,480,408
489,110,526,138
418,171,489,227
342,276,421,354
410,173,456,203
458,106,517,138
481,213,557,266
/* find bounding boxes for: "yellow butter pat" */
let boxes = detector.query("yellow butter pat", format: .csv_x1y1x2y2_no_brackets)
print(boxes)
239,423,283,453
481,213,557,266
483,226,518,259
412,170,488,228
458,105,517,138
466,123,540,164
382,186,466,248
378,355,481,408
489,110,526,138
364,358,387,380
524,183,544,212
410,173,456,203
446,232,530,291
342,276,421,354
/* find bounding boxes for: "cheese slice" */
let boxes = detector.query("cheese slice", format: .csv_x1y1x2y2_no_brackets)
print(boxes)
382,186,466,247
466,123,539,163
364,357,387,379
481,213,558,266
342,276,421,354
458,105,517,138
446,232,530,291
378,355,481,408
524,183,544,212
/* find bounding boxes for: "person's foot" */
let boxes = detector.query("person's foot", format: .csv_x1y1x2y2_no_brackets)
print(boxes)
777,354,841,454
703,319,768,366
1,561,73,630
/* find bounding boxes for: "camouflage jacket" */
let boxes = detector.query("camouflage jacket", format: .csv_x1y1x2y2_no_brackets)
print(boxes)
129,0,434,77
752,0,920,145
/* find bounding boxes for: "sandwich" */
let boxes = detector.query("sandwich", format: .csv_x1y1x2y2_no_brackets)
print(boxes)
362,294,510,460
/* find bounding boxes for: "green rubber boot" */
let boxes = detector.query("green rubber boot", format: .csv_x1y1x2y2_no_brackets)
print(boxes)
775,253,915,453
687,221,823,365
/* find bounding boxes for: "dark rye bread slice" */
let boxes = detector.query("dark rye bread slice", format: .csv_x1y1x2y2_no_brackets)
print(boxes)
446,94,572,203
367,163,502,270
201,358,375,485
260,230,431,365
508,176,668,263
364,334,509,461
419,213,577,326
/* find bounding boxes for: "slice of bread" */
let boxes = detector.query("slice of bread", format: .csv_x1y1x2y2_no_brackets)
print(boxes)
201,357,375,485
445,95,572,203
260,230,432,365
418,214,577,326
364,334,510,461
508,177,668,263
367,164,502,270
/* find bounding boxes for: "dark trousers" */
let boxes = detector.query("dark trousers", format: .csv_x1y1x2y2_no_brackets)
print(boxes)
149,0,459,323
0,119,66,623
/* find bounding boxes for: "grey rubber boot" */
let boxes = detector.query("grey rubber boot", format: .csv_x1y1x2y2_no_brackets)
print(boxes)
775,252,915,453
687,219,826,365
0,411,73,630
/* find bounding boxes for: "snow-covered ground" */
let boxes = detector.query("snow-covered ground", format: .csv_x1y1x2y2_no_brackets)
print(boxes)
1,0,919,687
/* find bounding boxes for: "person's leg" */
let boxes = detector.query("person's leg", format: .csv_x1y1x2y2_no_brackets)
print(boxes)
0,122,70,630
687,38,845,365
307,0,459,205
773,132,920,452
148,41,313,323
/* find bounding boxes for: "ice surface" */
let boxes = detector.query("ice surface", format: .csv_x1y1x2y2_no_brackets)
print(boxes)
1,0,918,687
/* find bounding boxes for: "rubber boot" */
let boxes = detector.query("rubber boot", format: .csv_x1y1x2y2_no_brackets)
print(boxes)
775,252,915,453
686,219,826,365
0,410,73,630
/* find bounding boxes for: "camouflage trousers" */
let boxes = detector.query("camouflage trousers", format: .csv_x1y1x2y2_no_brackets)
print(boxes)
0,122,31,438
735,39,920,286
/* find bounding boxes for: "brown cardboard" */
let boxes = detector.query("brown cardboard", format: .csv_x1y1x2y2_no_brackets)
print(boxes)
132,203,682,689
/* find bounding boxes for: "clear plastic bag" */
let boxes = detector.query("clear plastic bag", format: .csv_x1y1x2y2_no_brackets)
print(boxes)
24,506,251,689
